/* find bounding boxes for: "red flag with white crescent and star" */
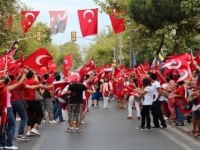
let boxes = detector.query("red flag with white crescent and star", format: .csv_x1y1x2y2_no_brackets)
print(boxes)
109,9,125,34
78,58,95,76
78,8,98,37
23,47,53,70
49,10,67,35
62,54,72,77
53,81,69,97
21,11,40,34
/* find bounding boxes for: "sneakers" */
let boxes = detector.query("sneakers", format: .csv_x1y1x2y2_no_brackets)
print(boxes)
160,125,167,129
145,128,151,131
4,146,18,150
65,128,74,133
26,131,35,137
137,117,141,120
17,135,29,141
16,118,21,121
75,128,83,133
137,126,145,130
81,120,86,124
91,104,94,107
0,146,4,149
49,120,58,124
30,128,41,136
59,119,66,122
42,119,47,123
127,117,132,120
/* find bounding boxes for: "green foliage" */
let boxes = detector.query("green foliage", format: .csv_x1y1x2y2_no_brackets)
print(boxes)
57,42,82,70
128,0,185,31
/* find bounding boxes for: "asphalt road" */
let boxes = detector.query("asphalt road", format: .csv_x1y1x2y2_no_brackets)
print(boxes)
13,100,200,150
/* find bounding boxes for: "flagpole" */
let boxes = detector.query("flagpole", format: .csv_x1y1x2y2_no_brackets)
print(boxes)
7,35,20,52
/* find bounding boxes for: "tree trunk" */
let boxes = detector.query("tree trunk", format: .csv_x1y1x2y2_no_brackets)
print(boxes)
173,37,179,54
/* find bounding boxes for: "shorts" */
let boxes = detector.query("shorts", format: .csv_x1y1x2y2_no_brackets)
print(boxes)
41,98,54,113
192,110,200,119
91,92,101,101
68,104,83,122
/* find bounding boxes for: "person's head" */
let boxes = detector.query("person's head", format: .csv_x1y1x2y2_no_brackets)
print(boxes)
85,74,90,80
55,74,61,81
168,73,173,80
26,70,34,79
150,73,157,81
178,81,185,86
43,74,49,80
9,75,15,81
104,75,109,82
4,77,11,85
142,78,151,87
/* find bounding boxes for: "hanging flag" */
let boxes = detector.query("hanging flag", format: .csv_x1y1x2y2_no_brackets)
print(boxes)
23,47,53,70
78,8,98,37
109,9,125,34
21,11,40,34
49,11,67,35
62,54,72,77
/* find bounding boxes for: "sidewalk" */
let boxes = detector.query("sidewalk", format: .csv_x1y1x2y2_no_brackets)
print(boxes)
166,120,200,139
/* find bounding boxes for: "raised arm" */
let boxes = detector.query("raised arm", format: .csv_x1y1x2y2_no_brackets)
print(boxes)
7,69,28,91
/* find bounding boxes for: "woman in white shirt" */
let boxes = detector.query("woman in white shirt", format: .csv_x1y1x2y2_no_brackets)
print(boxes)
136,78,154,131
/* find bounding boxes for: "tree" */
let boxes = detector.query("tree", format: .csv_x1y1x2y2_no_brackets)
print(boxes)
57,42,82,70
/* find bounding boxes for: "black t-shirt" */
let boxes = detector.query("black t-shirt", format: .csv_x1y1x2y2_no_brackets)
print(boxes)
68,83,87,104
95,81,102,92
41,81,51,99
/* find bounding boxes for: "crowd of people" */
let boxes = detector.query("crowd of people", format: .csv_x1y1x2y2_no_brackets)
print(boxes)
0,60,200,149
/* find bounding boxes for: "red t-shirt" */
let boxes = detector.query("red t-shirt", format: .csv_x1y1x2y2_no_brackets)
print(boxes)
10,80,25,102
174,85,187,106
23,79,40,100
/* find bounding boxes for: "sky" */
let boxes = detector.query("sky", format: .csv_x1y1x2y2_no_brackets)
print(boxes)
20,0,111,46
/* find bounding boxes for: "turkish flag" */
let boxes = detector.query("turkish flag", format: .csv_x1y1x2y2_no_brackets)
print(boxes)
21,11,40,34
116,85,131,98
78,8,98,37
23,47,53,70
62,54,72,77
54,81,69,97
0,84,8,134
65,72,81,83
49,11,67,35
155,70,167,85
78,58,95,76
109,9,125,34
137,64,146,75
194,51,200,66
143,62,151,72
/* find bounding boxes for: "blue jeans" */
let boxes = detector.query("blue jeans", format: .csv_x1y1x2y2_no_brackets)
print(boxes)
5,107,16,146
11,100,28,135
53,99,63,121
174,106,184,124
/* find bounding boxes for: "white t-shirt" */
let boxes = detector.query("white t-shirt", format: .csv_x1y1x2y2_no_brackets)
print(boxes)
152,80,161,101
143,86,154,105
